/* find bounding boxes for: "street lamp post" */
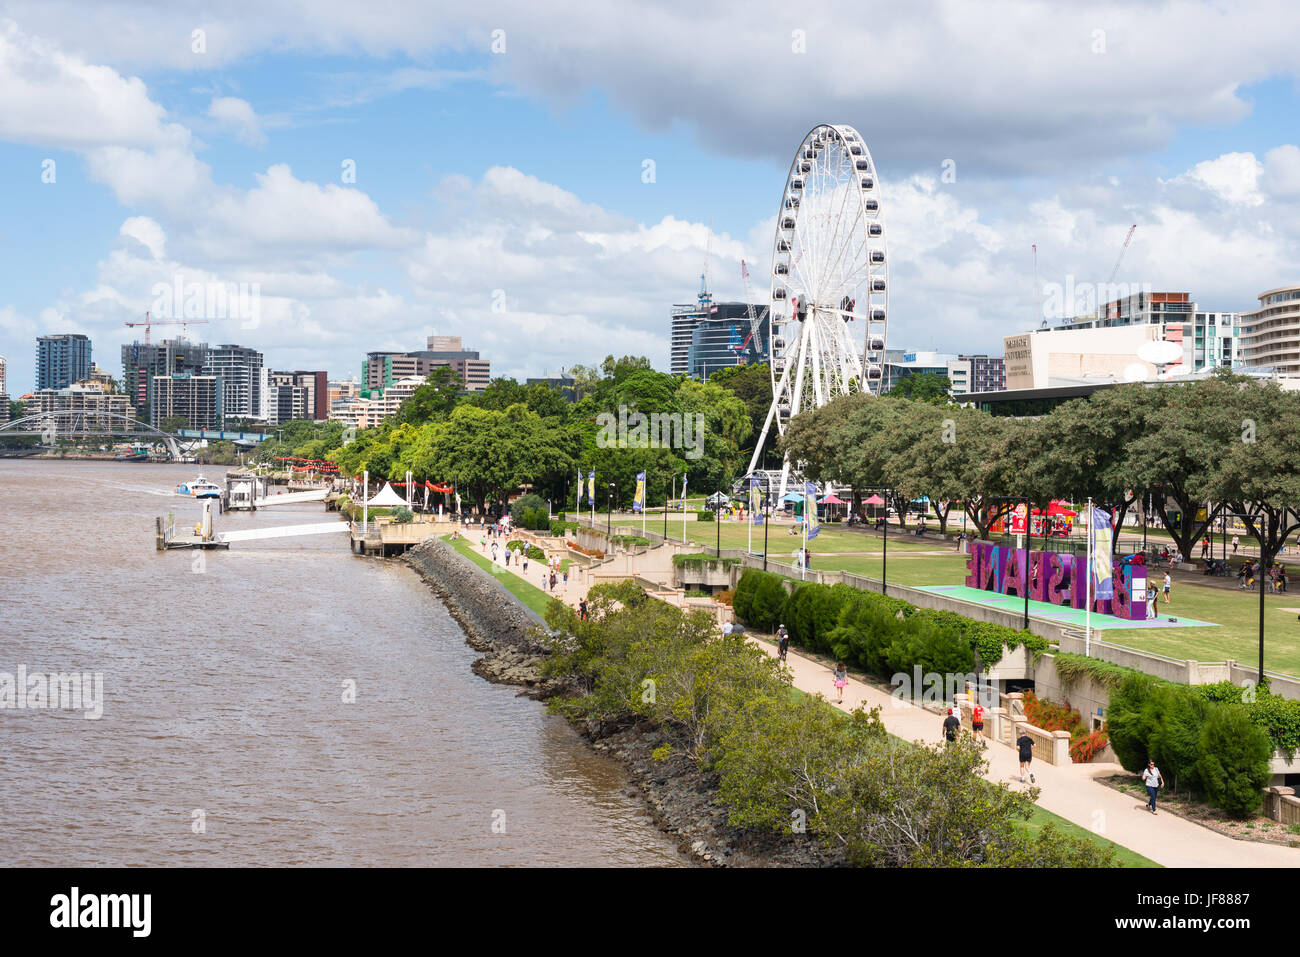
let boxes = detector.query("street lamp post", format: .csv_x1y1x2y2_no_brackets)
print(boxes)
762,478,771,571
607,483,615,539
1024,496,1032,630
882,488,888,596
715,488,721,557
663,483,668,541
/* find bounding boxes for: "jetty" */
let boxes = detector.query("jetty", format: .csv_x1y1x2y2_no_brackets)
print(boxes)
157,500,349,550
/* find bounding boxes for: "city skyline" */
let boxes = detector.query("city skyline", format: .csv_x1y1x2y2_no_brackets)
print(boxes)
2,3,1299,396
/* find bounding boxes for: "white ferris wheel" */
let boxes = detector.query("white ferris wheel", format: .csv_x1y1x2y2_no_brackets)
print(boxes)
747,123,889,497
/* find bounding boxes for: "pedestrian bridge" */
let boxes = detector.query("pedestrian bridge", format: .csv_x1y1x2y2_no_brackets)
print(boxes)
1,410,183,459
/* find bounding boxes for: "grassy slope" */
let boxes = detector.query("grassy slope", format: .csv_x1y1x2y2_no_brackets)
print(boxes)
440,534,560,619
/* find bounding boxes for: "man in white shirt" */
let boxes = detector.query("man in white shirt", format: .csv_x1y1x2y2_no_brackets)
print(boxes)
1141,759,1164,814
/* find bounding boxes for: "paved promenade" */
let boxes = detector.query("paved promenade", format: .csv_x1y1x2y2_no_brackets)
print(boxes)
462,530,1300,868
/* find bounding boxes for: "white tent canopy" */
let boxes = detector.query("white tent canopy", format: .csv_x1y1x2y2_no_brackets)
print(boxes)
365,482,408,507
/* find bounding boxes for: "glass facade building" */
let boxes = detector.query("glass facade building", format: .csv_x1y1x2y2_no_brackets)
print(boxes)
36,334,91,391
685,303,769,380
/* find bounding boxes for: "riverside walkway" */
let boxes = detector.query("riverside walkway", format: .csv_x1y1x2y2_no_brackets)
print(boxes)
460,531,1299,868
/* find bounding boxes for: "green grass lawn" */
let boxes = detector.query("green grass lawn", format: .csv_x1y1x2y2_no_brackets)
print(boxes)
775,541,1300,678
441,534,561,619
1023,805,1161,868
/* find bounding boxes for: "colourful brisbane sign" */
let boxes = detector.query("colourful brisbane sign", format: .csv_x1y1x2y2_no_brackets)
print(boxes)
964,542,1146,621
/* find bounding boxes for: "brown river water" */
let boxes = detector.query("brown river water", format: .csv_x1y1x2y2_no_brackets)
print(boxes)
0,459,684,866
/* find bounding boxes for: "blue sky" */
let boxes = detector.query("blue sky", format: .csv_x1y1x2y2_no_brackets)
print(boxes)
2,1,1299,394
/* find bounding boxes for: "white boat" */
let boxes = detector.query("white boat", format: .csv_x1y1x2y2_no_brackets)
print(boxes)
175,475,222,498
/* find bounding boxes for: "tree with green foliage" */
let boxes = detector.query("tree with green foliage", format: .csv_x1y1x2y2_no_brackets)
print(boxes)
393,366,462,425
890,371,952,403
1195,705,1273,818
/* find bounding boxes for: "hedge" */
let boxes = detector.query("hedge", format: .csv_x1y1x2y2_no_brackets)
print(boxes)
1107,673,1276,817
505,539,546,562
695,509,715,522
672,554,741,569
610,534,650,548
550,520,579,537
731,569,1039,685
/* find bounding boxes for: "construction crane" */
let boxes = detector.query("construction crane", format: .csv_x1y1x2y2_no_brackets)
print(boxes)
1107,224,1138,285
740,260,763,357
124,312,210,346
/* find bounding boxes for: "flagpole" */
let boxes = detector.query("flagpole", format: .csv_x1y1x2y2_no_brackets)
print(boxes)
801,491,807,581
748,477,753,555
1086,495,1093,657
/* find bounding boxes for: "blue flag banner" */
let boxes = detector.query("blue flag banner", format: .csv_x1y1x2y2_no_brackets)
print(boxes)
1090,506,1113,601
805,481,820,539
587,470,595,507
750,475,763,525
633,471,646,513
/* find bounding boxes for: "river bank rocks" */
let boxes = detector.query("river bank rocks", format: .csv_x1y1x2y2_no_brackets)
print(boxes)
404,535,841,868
584,721,841,868
403,538,558,697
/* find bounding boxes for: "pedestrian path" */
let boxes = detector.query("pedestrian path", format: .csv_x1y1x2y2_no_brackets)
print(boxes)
760,641,1300,868
455,529,1298,867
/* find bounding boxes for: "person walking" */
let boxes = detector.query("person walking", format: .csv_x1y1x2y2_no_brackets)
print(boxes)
1141,759,1164,815
777,626,790,663
1146,586,1158,620
942,707,961,745
971,701,986,747
522,554,529,574
1232,534,1240,554
578,598,588,621
1016,731,1035,784
1201,536,1210,559
832,662,847,704
549,570,557,591
1162,571,1172,604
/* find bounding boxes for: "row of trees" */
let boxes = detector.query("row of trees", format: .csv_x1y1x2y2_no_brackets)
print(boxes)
261,357,762,514
541,580,1113,866
781,370,1300,566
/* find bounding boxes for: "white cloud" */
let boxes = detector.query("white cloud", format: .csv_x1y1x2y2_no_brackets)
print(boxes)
1170,152,1264,206
0,18,186,150
207,95,265,147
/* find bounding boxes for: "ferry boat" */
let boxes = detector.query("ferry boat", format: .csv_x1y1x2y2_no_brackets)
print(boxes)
174,475,222,498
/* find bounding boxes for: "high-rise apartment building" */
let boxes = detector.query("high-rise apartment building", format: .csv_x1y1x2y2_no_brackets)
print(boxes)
687,304,770,380
151,374,223,430
946,355,1006,397
204,344,266,421
362,336,490,393
1239,285,1300,375
267,370,328,423
122,338,208,426
36,334,92,390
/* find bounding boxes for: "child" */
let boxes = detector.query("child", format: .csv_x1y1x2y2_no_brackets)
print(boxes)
832,662,847,704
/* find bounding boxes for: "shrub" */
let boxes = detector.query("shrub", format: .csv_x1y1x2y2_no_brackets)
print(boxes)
1070,729,1110,763
506,539,546,562
1145,684,1212,794
673,553,740,569
733,569,761,623
392,505,413,523
696,509,715,522
1053,652,1140,691
1196,705,1273,818
510,493,550,531
550,520,579,537
749,575,788,632
1106,673,1160,773
715,588,735,607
